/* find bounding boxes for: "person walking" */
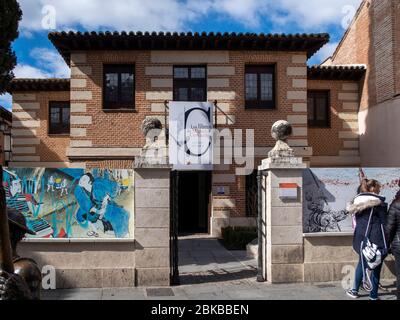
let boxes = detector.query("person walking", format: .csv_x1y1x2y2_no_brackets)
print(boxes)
386,190,400,300
346,179,388,300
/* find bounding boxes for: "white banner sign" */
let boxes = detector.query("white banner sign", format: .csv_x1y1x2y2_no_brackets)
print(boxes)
169,101,214,171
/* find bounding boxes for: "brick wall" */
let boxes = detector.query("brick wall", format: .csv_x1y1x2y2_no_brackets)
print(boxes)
328,0,399,109
308,80,360,167
394,1,400,96
68,50,308,152
10,49,363,233
10,91,73,167
327,0,400,167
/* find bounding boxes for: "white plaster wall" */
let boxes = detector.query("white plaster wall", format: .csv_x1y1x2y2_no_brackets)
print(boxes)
359,96,400,166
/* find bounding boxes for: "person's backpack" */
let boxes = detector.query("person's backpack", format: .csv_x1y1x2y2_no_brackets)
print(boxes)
360,208,388,291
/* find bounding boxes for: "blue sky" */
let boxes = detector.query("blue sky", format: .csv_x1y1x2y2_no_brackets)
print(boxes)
0,0,363,110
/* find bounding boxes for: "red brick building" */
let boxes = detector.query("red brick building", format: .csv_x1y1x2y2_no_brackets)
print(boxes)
10,0,392,237
324,0,400,166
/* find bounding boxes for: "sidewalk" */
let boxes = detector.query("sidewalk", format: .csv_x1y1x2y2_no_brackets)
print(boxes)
42,237,398,300
42,280,398,300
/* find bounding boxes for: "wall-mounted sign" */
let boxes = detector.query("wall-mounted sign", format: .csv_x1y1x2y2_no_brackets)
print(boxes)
279,183,298,199
169,101,213,171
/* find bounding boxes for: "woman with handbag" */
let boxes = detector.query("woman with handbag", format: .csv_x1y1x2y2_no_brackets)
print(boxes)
386,190,400,300
346,179,388,300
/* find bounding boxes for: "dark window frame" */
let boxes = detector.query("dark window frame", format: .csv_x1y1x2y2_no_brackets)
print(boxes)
245,64,276,109
103,64,135,110
173,65,207,102
48,101,70,135
307,90,331,128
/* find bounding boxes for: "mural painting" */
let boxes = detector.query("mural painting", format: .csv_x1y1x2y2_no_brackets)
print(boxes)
303,168,400,233
2,168,134,239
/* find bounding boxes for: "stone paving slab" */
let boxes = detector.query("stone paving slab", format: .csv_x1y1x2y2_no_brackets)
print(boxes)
42,281,398,300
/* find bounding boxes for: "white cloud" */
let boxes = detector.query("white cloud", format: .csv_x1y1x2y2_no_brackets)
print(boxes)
18,0,362,32
18,0,201,31
210,0,265,28
13,47,70,79
14,64,50,78
265,0,362,31
29,48,70,78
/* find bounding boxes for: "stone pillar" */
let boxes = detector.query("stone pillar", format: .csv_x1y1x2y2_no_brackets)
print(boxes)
134,164,171,286
259,120,307,283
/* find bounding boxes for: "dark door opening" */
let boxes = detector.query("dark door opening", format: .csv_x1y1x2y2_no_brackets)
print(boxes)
176,171,211,235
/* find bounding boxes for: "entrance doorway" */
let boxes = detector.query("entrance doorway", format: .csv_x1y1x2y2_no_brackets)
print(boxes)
177,171,211,235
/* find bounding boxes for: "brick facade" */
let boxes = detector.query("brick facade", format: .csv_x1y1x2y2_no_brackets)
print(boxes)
308,80,360,166
11,91,74,167
326,0,400,166
10,25,375,235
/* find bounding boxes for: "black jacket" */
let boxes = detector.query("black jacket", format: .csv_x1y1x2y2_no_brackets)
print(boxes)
386,197,400,253
347,193,388,255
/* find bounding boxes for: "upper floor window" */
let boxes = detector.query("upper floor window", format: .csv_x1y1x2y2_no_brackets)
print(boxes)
173,66,207,101
49,102,70,135
307,90,330,127
245,65,275,109
103,64,135,109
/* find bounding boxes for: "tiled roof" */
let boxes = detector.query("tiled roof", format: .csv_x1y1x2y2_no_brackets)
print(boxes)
308,65,366,81
49,31,330,64
7,78,70,92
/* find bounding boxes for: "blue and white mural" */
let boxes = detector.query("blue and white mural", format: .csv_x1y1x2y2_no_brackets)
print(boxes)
2,168,134,239
303,168,400,233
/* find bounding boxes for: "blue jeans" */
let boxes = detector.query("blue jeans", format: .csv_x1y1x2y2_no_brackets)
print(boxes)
352,257,383,299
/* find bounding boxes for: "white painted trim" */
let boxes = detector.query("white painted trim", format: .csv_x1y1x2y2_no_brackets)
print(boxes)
13,93,36,101
151,51,229,63
208,91,236,100
67,147,141,159
12,102,40,110
8,162,87,168
207,66,235,76
310,156,360,166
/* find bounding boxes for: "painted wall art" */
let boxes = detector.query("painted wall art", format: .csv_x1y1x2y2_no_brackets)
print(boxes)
303,168,400,233
2,168,134,239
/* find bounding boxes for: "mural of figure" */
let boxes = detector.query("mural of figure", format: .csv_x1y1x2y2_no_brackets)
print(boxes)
74,173,130,238
5,177,41,216
60,178,68,197
306,194,348,232
47,175,55,192
10,179,22,197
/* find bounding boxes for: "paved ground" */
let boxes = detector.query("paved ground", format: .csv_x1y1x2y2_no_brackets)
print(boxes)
42,236,399,300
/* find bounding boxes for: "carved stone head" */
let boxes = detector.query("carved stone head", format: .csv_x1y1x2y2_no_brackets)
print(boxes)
271,120,293,142
141,117,163,145
268,120,294,159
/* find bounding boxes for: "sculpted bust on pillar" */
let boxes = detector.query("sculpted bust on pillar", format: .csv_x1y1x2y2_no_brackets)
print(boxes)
261,120,304,168
268,120,294,159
